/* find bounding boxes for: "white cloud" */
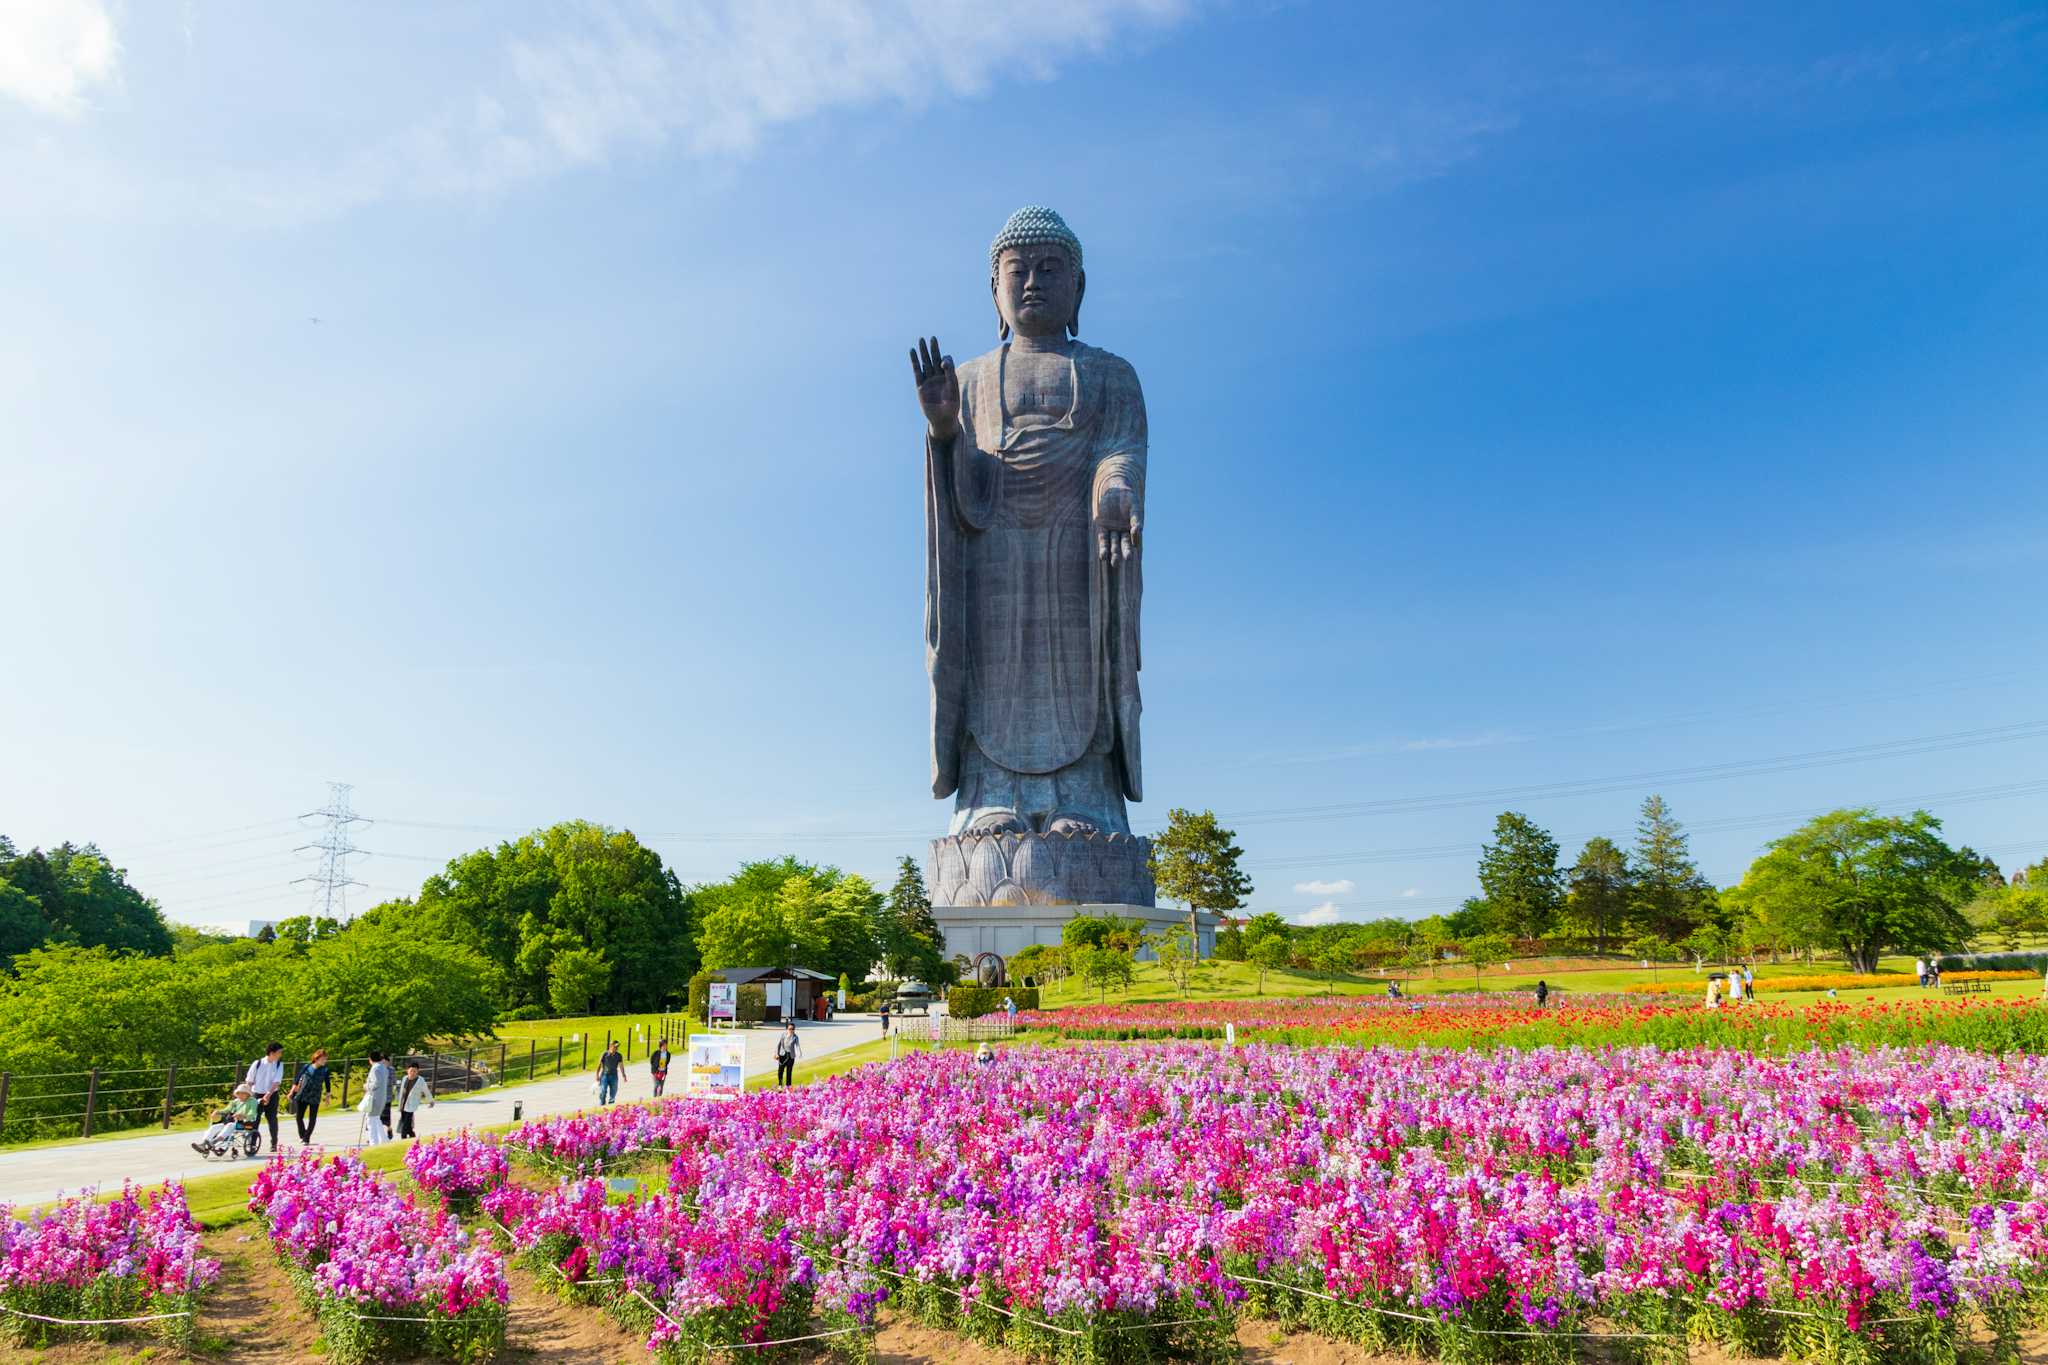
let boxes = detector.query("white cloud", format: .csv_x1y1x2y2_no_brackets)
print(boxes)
361,0,1200,208
1400,887,1420,898
1397,731,1519,752
1293,878,1355,896
0,0,118,116
1295,902,1341,925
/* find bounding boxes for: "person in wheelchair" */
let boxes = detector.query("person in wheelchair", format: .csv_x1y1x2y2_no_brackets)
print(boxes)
191,1083,263,1158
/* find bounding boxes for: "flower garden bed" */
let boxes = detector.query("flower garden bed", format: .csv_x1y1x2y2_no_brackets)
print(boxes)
247,1150,510,1364
0,1182,218,1349
1022,993,2048,1054
408,1041,2048,1363
408,1131,514,1214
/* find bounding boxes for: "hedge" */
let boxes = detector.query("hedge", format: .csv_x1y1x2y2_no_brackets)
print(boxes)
946,986,1039,1019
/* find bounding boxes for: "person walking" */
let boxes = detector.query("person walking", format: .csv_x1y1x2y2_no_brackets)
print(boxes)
1003,994,1017,1028
1534,980,1549,1008
774,1020,802,1086
649,1038,672,1097
596,1039,624,1104
245,1042,286,1153
879,1002,891,1038
360,1051,393,1145
1915,957,1928,988
288,1048,332,1145
396,1061,434,1139
1742,964,1755,999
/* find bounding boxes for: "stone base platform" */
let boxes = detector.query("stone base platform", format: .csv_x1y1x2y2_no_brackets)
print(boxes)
933,902,1219,963
927,827,1154,908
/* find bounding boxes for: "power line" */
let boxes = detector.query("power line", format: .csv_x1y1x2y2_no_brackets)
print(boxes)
290,782,370,922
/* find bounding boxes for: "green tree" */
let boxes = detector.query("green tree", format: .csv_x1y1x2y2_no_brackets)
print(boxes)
0,843,173,957
1564,836,1630,953
1626,933,1676,981
413,822,691,1011
879,856,946,982
1212,921,1247,961
1732,809,1977,973
1459,933,1511,989
1148,927,1204,997
696,878,830,970
1147,809,1253,953
1243,912,1288,946
1475,812,1563,940
1415,916,1456,977
1072,942,1135,1001
1248,933,1291,994
548,947,613,1015
1630,795,1709,941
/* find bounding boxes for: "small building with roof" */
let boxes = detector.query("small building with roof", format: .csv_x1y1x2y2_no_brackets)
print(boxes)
708,965,837,1022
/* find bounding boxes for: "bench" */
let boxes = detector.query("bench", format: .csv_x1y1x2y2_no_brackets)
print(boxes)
1941,980,1988,996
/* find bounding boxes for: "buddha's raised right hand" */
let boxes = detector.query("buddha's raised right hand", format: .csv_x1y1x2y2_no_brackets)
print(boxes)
909,335,960,441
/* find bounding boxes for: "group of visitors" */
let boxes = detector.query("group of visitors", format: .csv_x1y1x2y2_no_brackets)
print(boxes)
1704,965,1756,1007
1914,958,1944,989
199,1043,436,1155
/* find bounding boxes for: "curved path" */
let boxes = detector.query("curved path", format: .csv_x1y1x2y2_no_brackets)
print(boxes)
0,1015,880,1207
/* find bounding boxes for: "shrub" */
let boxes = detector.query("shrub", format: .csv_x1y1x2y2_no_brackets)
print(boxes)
946,986,1040,1019
500,1004,549,1023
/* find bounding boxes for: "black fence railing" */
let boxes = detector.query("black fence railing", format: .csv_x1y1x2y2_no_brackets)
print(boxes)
0,1014,693,1144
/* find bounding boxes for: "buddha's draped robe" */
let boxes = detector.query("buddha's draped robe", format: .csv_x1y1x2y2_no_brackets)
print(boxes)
924,341,1145,832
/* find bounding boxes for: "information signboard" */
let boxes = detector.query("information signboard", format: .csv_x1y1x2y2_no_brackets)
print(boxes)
708,982,737,1023
686,1033,746,1100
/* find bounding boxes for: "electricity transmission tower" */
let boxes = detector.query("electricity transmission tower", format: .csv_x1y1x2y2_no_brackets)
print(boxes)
293,781,371,921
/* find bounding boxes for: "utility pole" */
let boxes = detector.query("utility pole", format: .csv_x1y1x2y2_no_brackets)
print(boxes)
293,781,369,921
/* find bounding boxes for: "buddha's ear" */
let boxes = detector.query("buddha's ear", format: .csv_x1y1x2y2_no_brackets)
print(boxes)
992,275,1009,340
1068,269,1086,338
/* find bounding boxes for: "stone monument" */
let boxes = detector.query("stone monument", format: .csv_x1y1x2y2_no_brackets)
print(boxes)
909,207,1213,959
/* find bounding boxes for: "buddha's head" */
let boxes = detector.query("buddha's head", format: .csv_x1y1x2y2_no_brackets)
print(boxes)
989,206,1084,341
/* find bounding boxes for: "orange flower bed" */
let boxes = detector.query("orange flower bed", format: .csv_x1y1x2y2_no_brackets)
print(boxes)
1624,968,2035,996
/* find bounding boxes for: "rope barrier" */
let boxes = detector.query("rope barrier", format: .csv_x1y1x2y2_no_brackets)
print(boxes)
0,1302,193,1326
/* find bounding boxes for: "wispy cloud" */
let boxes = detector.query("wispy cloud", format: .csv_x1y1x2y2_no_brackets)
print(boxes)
0,0,117,116
1400,887,1420,898
10,1,1204,225
1295,901,1341,926
1293,878,1355,896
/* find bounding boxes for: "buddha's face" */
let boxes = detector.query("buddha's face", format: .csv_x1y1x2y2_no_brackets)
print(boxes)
994,245,1083,339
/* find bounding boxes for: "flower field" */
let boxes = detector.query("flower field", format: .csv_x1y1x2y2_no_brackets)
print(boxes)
1625,970,2038,996
380,1039,2048,1364
1021,993,2048,1054
248,1151,510,1364
0,1182,217,1348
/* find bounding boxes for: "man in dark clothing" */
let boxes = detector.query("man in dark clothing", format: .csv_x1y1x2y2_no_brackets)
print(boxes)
774,1021,801,1086
1535,980,1550,1008
597,1040,624,1104
649,1039,672,1097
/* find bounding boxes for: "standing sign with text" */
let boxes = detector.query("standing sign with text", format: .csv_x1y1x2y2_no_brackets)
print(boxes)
708,982,737,1024
686,1034,746,1100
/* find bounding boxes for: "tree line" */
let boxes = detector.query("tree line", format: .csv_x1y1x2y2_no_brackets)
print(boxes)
1238,796,2024,978
0,820,953,1086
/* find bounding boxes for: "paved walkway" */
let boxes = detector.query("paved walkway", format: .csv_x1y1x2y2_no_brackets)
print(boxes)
0,1016,880,1207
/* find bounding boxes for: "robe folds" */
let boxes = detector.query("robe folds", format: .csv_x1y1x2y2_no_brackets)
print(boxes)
924,341,1145,821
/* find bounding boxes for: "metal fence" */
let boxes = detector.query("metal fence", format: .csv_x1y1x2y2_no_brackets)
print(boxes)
0,1014,694,1144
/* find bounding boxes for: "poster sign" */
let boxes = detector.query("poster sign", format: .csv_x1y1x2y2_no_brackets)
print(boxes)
837,987,847,1011
928,1004,946,1043
686,1033,746,1100
1225,1022,1236,1046
778,979,796,1021
708,982,737,1023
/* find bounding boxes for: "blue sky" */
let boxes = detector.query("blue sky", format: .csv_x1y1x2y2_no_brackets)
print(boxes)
2,1,2044,933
